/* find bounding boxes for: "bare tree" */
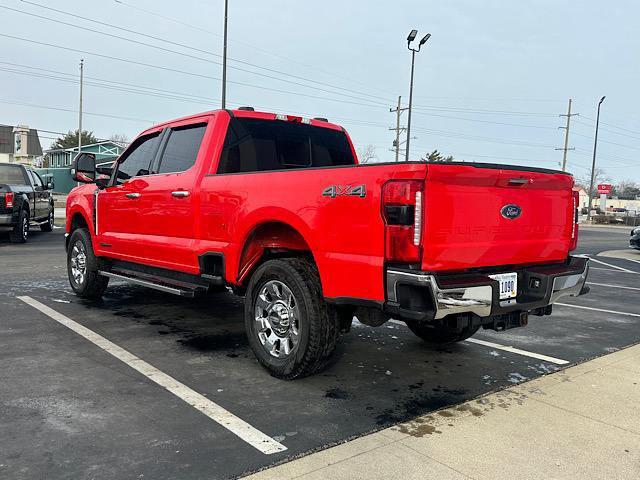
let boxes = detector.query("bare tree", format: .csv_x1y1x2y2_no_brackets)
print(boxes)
614,180,640,198
357,144,377,164
575,168,610,192
109,133,130,146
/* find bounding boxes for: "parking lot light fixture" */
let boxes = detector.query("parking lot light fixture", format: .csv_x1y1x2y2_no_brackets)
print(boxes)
405,29,431,162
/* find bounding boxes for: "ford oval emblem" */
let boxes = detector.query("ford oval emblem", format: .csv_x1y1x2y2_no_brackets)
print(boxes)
501,204,522,220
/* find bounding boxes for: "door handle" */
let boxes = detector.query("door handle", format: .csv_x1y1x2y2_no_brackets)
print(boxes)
125,192,141,199
508,178,529,186
171,191,190,198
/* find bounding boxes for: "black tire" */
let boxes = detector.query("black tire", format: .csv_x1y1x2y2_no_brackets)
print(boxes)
67,228,109,299
9,209,29,243
244,258,339,380
405,321,480,346
40,208,54,232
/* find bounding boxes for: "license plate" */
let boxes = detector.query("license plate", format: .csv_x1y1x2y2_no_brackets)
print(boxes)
489,272,518,300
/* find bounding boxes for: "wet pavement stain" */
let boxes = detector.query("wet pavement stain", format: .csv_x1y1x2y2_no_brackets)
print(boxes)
177,331,249,352
324,388,350,400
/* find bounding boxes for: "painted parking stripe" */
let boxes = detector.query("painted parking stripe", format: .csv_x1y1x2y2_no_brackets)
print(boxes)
555,302,640,318
590,267,627,273
464,338,569,365
587,282,640,291
17,296,287,455
588,257,637,273
388,320,569,365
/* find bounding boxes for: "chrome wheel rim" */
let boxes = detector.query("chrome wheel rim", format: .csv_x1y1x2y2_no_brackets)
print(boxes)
254,280,301,358
48,211,54,228
22,216,28,239
70,240,87,286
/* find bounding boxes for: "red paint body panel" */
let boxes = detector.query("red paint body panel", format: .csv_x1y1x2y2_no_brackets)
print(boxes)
421,164,574,272
66,108,577,305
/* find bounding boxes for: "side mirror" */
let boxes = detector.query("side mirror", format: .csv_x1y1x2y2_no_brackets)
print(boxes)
46,181,54,190
71,152,96,183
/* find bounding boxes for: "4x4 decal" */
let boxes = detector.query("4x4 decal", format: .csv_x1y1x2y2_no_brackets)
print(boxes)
322,185,366,198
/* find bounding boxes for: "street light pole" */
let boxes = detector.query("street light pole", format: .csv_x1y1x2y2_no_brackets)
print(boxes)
221,0,228,109
405,49,416,162
587,96,606,222
78,59,84,154
405,30,430,162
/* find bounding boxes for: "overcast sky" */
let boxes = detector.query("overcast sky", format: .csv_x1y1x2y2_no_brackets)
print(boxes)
1,0,638,182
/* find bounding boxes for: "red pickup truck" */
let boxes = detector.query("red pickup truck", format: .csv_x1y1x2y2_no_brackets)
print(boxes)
66,108,589,379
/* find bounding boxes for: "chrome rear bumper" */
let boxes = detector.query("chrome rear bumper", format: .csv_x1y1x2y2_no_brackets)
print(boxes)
386,256,589,322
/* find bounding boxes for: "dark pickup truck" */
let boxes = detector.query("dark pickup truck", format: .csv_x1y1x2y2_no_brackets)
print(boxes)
0,163,55,242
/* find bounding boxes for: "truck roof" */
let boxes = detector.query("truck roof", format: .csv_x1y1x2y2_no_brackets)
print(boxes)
143,109,344,136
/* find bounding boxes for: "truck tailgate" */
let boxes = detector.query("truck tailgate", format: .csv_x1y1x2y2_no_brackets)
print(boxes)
422,163,574,271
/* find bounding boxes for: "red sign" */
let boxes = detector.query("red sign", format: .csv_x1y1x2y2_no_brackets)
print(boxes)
597,184,612,195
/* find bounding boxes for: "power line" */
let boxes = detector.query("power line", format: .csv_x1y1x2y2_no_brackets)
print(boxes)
0,62,393,110
11,1,393,106
0,98,154,123
108,0,400,100
6,3,570,117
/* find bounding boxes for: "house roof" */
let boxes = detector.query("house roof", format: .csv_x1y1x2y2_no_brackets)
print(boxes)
0,125,42,156
44,140,125,154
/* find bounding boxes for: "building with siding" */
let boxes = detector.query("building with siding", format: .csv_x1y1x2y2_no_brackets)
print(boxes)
0,124,43,165
45,141,126,168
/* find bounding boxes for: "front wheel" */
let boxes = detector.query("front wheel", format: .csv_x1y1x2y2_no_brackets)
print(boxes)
67,228,109,299
405,320,479,346
244,258,339,380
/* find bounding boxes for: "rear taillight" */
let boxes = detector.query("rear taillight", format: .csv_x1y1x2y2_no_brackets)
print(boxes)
382,180,423,262
4,192,14,208
569,190,579,251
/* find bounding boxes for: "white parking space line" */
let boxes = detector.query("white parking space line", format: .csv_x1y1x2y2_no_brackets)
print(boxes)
555,302,640,318
17,296,287,455
618,257,640,265
464,338,569,365
587,282,640,291
388,320,569,365
590,267,626,273
588,257,638,273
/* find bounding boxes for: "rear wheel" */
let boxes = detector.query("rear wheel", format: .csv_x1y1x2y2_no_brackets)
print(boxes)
40,208,54,232
405,320,479,346
67,228,109,299
9,209,29,243
244,258,339,379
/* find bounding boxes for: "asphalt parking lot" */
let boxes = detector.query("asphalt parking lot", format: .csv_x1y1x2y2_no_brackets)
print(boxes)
1,226,639,479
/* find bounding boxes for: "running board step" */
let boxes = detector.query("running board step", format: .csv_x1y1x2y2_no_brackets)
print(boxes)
98,270,207,297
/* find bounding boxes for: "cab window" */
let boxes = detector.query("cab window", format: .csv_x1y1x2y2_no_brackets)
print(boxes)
157,124,207,174
114,132,161,184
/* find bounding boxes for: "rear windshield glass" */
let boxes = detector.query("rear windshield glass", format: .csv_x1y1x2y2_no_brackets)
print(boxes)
0,165,27,184
217,118,355,174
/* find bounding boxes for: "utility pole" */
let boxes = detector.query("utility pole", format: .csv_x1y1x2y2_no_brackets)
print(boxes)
389,96,408,162
78,59,84,154
555,98,578,171
221,0,228,109
587,96,606,222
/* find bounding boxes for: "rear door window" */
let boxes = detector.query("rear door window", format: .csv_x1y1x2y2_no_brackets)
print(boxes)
217,118,355,174
0,165,27,184
157,124,207,174
114,132,161,184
